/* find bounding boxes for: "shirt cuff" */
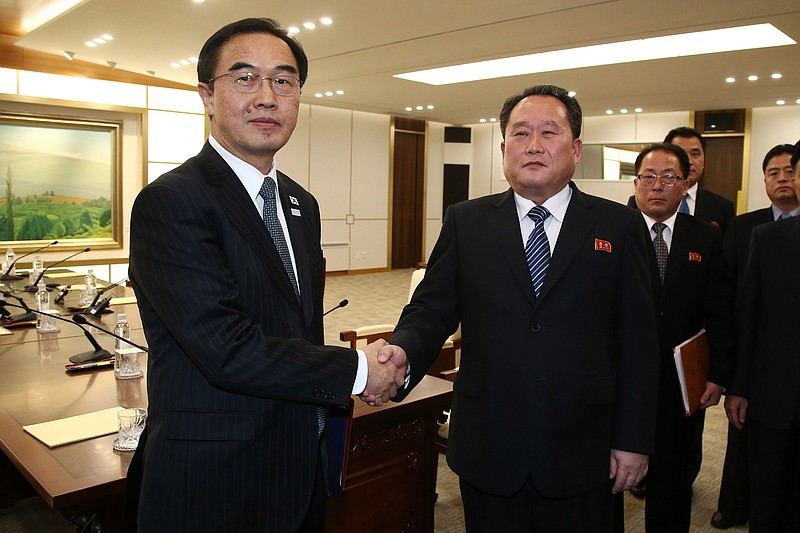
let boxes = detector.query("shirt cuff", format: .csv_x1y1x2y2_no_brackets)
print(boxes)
352,349,368,395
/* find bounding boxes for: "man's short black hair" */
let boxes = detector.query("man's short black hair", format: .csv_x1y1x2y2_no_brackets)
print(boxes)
498,85,582,140
792,140,800,174
635,142,691,181
762,144,795,174
664,127,706,152
197,18,308,88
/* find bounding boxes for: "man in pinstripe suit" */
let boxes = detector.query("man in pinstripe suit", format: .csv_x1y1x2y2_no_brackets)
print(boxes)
127,18,403,533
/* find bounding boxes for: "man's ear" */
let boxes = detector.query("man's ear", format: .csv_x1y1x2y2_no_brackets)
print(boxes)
198,83,214,118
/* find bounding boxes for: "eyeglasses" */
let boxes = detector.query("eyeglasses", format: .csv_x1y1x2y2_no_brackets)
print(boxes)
206,71,300,97
636,174,686,188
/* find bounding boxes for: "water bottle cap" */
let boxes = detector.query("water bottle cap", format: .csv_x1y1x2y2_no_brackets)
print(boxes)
88,268,94,273
118,313,127,320
37,282,46,289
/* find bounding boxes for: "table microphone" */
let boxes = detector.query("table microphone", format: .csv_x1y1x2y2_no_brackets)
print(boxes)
0,299,112,363
25,247,90,292
54,285,71,304
0,291,36,324
323,299,349,317
1,240,58,281
72,314,149,353
87,277,129,308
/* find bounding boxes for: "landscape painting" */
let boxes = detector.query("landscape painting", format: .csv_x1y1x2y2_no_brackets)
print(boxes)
0,113,121,250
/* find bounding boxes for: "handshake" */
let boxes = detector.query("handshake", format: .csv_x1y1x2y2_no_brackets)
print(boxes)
358,339,407,407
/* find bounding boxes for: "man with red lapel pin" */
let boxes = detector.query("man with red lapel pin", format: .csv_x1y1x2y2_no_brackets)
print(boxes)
629,143,735,532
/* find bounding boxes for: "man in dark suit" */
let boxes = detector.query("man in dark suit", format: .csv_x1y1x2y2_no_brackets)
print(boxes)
725,143,800,533
127,18,403,533
712,143,799,529
371,85,660,532
627,127,734,233
631,143,735,533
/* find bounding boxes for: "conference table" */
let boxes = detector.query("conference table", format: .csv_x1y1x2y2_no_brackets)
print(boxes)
0,271,453,532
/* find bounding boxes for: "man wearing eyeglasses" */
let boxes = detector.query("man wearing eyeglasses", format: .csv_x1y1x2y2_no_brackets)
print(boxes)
631,143,735,533
713,143,800,530
127,18,403,533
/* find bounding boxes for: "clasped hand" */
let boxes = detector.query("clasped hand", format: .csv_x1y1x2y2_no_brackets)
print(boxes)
358,341,408,407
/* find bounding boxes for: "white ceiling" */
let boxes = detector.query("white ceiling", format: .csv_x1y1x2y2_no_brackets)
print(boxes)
12,0,800,125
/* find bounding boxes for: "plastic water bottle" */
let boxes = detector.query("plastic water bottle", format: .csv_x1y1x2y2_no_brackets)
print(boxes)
29,255,43,285
113,313,131,351
5,247,14,275
36,282,58,332
86,268,97,302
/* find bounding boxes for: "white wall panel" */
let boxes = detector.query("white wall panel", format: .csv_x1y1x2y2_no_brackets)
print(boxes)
747,106,800,211
309,106,351,220
321,219,350,272
350,219,388,270
351,111,390,219
0,68,16,94
280,103,310,189
147,110,205,163
148,86,204,113
19,71,146,108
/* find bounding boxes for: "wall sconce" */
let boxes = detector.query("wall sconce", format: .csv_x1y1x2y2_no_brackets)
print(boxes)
106,61,117,69
64,51,75,60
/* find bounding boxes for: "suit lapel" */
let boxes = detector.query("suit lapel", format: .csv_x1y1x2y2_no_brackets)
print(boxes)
197,144,302,311
537,183,597,303
489,190,537,306
661,214,690,300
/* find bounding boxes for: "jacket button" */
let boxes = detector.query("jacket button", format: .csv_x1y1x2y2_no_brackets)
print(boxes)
530,323,541,333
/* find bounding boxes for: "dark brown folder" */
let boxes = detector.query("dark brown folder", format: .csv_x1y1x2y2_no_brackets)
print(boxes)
673,329,710,416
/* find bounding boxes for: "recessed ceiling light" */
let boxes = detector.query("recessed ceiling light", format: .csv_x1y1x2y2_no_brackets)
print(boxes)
426,105,434,109
489,118,497,122
605,110,613,115
568,91,577,97
405,107,413,112
170,62,180,68
725,77,736,83
635,107,643,113
336,90,344,95
179,59,190,66
303,22,316,30
620,108,628,114
796,99,800,104
93,37,106,44
84,41,97,47
325,91,333,96
315,93,323,98
776,99,786,105
479,119,487,123
320,17,333,25
748,75,759,81
288,27,300,34
771,73,782,79
101,34,113,41
416,106,424,110
396,23,795,85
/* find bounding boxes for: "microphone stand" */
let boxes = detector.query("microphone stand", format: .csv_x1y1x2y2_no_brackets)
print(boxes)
323,299,349,317
0,299,112,363
88,277,129,308
25,247,90,292
72,314,149,353
1,291,36,324
0,240,58,281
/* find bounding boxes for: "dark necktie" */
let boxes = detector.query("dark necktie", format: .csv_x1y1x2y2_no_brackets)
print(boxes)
525,206,551,298
779,211,792,220
652,222,668,284
259,177,300,303
678,195,690,215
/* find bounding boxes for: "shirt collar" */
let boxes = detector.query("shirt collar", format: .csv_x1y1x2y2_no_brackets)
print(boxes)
514,184,572,223
686,182,698,201
771,204,800,220
208,135,277,201
641,210,678,234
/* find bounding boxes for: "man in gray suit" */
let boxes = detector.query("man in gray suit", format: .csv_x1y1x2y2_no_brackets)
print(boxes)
128,18,402,533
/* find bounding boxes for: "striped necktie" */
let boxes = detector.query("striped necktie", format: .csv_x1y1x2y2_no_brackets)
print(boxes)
678,195,690,215
525,206,551,298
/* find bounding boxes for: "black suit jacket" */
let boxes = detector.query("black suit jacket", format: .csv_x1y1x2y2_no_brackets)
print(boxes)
646,214,735,414
729,217,800,430
391,183,660,499
723,207,773,299
128,143,358,532
627,188,734,233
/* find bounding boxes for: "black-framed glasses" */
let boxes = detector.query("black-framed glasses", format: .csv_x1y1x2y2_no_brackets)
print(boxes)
206,71,300,96
636,174,686,188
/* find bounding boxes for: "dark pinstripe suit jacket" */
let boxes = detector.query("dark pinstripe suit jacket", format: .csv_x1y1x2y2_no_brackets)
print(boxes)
128,142,358,532
723,207,773,299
